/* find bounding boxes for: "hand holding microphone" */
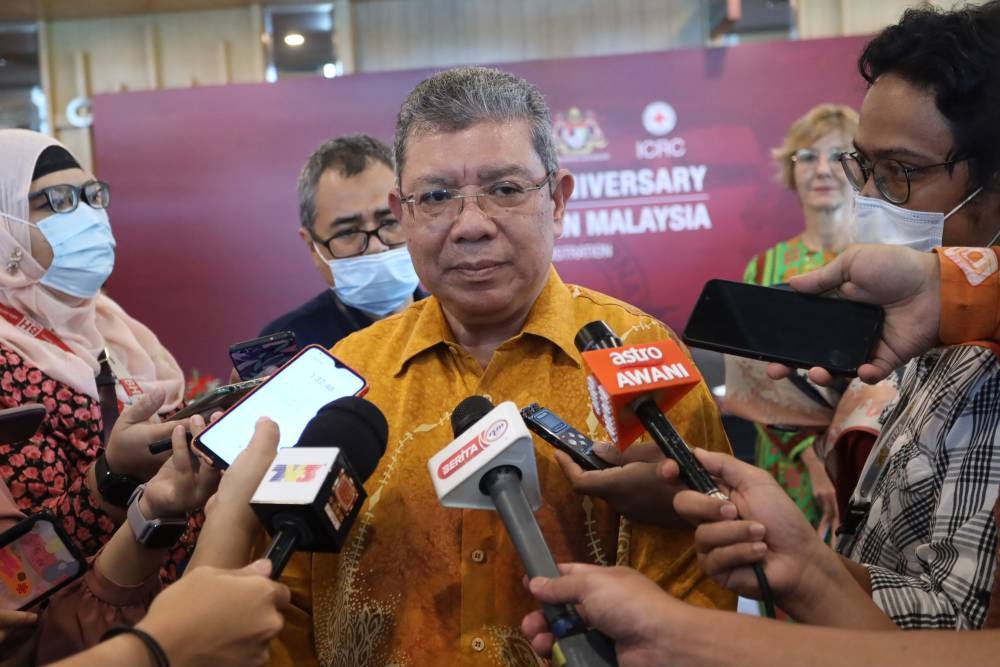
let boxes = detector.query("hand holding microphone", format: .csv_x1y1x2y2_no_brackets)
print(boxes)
429,396,618,667
251,396,387,578
575,321,775,617
575,321,726,500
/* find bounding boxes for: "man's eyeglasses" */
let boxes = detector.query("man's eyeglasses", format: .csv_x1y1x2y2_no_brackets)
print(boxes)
791,148,846,168
401,171,554,224
28,180,111,214
314,219,406,258
839,152,966,205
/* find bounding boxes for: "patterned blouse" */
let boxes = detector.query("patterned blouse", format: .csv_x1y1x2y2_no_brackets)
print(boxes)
0,343,197,581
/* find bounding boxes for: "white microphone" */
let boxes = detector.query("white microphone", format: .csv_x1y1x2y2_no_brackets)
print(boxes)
428,399,540,511
429,396,618,667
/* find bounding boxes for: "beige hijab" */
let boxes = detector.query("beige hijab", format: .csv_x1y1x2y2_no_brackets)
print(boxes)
0,129,184,410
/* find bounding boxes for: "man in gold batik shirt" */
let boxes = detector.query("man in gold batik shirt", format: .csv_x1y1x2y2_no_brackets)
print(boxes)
270,66,735,667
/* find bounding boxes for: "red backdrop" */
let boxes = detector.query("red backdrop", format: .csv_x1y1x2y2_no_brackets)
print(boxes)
93,36,869,379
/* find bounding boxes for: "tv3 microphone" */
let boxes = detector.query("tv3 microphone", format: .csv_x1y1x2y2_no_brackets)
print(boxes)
251,396,388,578
429,396,618,667
575,321,727,500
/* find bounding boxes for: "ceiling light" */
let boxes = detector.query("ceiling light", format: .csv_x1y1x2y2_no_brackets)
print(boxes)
322,63,337,78
283,33,305,47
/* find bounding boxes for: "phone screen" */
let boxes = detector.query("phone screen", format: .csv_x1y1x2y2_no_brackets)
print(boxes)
0,516,85,611
230,332,298,381
682,279,883,374
194,345,367,468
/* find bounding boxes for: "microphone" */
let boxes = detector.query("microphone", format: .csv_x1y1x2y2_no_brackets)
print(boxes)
575,321,726,500
251,396,387,578
429,396,617,667
575,322,777,618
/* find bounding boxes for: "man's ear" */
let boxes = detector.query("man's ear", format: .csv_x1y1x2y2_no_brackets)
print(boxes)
550,169,575,238
299,226,334,286
388,189,404,222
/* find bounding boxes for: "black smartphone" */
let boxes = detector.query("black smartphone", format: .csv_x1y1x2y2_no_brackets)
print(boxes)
0,511,86,611
682,279,884,375
0,404,46,445
521,403,609,471
229,331,298,381
168,377,265,422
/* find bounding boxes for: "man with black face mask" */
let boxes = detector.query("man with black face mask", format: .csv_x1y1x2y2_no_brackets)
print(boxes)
259,134,425,348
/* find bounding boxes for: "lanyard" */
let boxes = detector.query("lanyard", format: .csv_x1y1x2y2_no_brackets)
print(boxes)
0,303,73,354
835,436,893,555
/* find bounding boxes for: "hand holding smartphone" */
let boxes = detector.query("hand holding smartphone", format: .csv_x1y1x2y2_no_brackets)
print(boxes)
193,345,368,469
683,279,884,375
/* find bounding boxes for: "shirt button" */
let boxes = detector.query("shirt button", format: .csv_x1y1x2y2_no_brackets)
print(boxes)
471,549,486,563
471,637,486,652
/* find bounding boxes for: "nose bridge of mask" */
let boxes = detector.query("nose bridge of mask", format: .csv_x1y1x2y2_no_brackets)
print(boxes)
38,205,115,250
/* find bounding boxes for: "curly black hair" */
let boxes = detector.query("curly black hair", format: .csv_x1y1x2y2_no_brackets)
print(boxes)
858,0,1000,191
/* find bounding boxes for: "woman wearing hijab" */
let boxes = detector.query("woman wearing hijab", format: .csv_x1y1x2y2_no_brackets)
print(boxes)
0,129,188,564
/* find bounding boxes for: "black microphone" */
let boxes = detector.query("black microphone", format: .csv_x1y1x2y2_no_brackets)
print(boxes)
575,321,726,500
445,396,618,667
251,396,387,578
575,321,776,618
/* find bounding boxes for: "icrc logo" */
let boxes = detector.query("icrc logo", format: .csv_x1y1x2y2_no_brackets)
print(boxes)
641,101,677,136
637,100,686,160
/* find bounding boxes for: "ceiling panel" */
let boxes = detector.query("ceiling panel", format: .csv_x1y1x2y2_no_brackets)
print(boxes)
0,0,312,22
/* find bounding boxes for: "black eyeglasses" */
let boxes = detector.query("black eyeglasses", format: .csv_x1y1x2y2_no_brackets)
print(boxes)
28,180,111,214
314,219,406,258
839,152,965,205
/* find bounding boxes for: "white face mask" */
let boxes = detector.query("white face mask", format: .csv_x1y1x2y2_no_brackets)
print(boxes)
320,246,420,318
2,207,116,298
848,187,982,252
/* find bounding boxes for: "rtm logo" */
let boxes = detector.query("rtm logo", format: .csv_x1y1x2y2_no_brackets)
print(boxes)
268,464,323,483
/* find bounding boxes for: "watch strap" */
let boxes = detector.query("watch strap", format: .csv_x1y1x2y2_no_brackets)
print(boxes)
126,485,187,549
95,452,141,508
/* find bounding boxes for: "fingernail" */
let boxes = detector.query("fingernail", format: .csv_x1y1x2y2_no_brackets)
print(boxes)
191,414,205,428
719,503,738,519
748,523,766,539
250,558,272,574
751,542,767,554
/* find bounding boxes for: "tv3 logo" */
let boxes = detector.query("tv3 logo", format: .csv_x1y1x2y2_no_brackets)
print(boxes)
268,464,323,483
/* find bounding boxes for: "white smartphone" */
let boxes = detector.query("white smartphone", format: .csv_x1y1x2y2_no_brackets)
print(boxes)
192,345,368,469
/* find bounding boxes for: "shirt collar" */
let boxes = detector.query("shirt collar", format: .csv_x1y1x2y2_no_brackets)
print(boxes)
392,266,581,376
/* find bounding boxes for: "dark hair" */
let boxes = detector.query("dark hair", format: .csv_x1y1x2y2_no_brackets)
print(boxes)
394,66,558,183
858,0,1000,192
32,146,80,181
297,134,393,230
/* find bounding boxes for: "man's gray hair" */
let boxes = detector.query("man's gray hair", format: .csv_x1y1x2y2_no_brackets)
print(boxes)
393,66,558,183
298,134,393,230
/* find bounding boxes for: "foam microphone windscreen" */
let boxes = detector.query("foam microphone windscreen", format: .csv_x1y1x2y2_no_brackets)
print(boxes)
450,395,495,437
295,396,388,482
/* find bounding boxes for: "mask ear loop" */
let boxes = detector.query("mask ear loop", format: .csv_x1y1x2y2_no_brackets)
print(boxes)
943,186,984,220
986,225,1000,248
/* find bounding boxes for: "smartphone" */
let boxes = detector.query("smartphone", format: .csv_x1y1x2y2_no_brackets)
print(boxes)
682,279,884,375
193,345,368,469
521,403,609,471
0,404,46,445
0,512,86,611
169,377,266,422
229,331,298,381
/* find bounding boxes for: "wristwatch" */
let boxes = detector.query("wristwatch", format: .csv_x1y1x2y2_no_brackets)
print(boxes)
94,452,141,508
126,485,188,549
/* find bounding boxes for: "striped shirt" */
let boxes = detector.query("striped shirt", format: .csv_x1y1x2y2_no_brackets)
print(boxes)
846,344,1000,628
